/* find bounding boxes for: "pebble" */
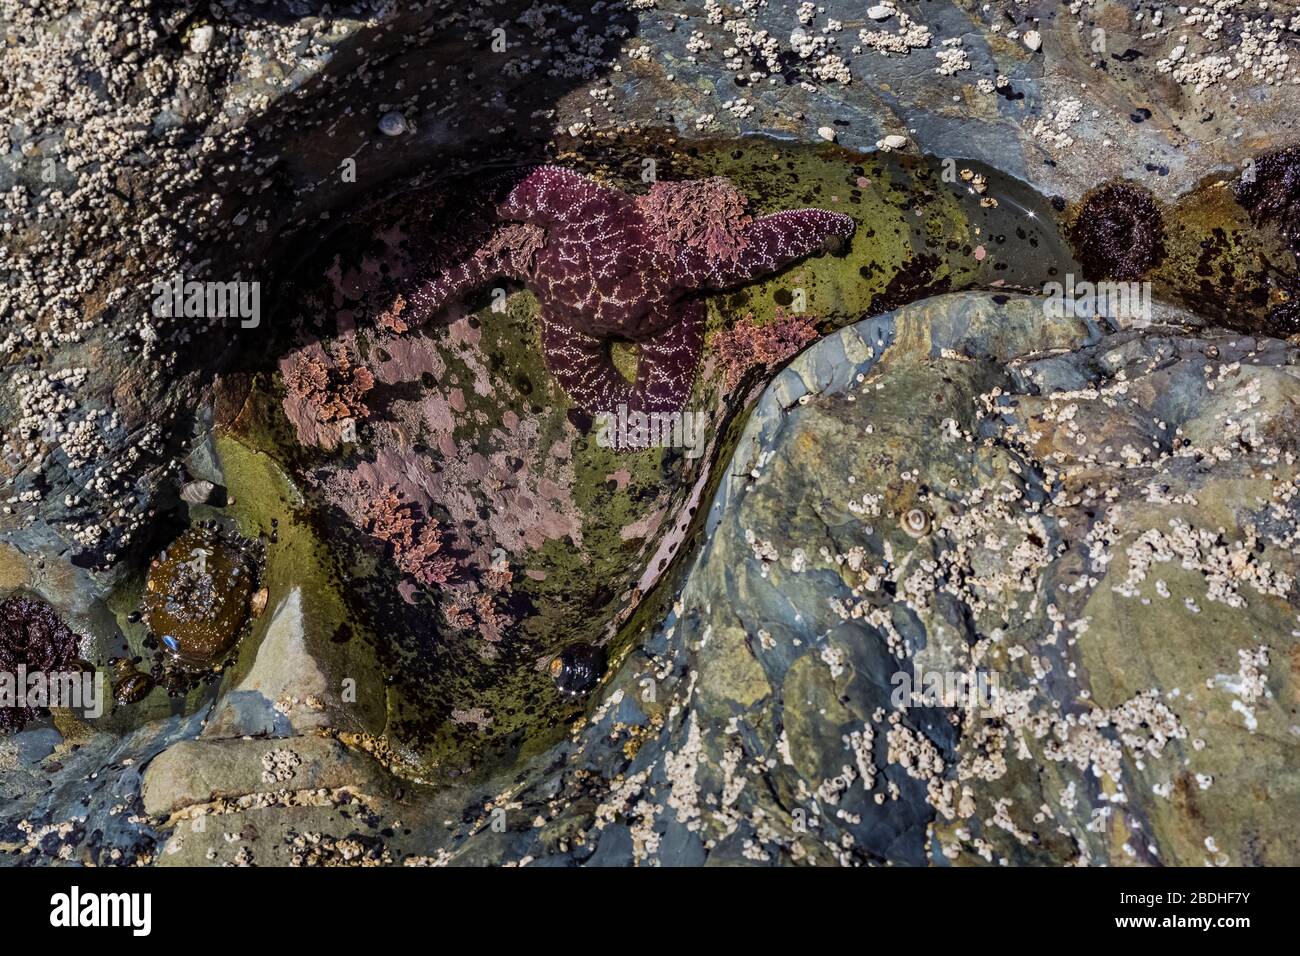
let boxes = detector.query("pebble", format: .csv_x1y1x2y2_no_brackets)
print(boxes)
189,25,215,54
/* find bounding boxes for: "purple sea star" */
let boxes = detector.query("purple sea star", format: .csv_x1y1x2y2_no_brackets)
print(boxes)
402,165,854,422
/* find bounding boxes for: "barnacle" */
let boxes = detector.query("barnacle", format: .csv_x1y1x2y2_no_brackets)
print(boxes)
900,507,932,539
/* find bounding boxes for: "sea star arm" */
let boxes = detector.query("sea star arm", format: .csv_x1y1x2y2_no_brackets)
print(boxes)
405,222,544,323
540,298,705,423
404,167,629,324
497,165,628,232
685,208,855,290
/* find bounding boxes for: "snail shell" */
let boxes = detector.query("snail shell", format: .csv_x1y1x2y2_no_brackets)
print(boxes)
549,643,606,697
180,479,217,506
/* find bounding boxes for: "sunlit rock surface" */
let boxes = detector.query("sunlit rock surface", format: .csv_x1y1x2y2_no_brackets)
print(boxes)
409,293,1294,866
3,0,1300,867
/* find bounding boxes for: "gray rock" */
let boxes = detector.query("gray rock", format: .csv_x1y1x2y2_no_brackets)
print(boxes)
202,588,333,739
141,735,398,819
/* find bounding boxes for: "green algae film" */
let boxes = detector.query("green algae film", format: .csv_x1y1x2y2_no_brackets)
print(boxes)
576,139,1075,335
214,427,389,740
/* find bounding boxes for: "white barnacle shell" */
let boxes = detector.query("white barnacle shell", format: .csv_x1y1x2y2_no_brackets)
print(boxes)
900,507,931,538
188,24,216,54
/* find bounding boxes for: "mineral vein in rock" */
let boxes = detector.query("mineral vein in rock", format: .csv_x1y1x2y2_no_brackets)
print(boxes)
403,165,854,423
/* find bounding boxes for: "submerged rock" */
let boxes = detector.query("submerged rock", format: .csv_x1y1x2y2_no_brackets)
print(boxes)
141,525,261,669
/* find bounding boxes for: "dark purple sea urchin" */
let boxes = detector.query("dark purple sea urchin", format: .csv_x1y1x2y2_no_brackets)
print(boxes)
1234,148,1300,334
0,595,83,732
1235,146,1300,250
1068,183,1167,282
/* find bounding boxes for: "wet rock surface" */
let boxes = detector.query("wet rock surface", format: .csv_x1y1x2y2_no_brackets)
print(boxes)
431,291,1298,866
3,0,1300,867
12,292,1297,867
607,0,1300,204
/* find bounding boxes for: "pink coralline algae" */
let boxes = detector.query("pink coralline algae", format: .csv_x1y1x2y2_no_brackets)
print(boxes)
441,590,514,643
433,552,516,641
281,343,375,449
637,177,753,267
472,593,513,642
482,555,513,595
714,309,821,389
401,165,854,420
376,294,410,334
361,485,456,587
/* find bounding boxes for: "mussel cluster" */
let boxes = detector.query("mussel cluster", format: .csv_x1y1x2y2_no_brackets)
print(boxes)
0,594,84,732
